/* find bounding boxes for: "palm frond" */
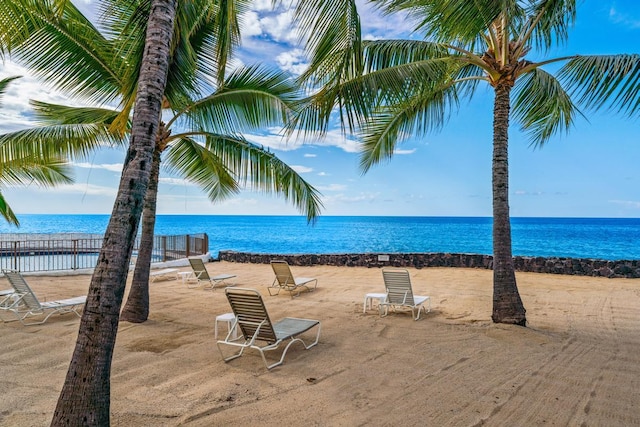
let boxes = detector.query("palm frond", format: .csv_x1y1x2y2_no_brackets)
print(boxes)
512,68,582,146
558,54,640,117
0,76,21,104
177,65,299,135
294,0,363,89
293,54,460,136
359,82,458,173
163,135,240,201
0,191,20,226
101,0,148,109
0,149,73,187
7,0,123,104
362,39,450,72
523,0,577,51
208,0,250,86
375,0,510,47
204,134,323,222
0,103,124,160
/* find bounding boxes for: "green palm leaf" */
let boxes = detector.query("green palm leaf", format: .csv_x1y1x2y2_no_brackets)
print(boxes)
359,82,458,173
0,76,21,101
559,54,640,117
294,0,363,89
176,65,298,135
4,0,123,104
512,68,582,146
0,191,19,225
205,134,324,221
164,135,239,201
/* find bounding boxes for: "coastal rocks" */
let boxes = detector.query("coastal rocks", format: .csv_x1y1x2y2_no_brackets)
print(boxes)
217,251,640,279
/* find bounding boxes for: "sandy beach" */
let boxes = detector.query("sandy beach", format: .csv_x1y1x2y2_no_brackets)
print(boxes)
1,261,640,426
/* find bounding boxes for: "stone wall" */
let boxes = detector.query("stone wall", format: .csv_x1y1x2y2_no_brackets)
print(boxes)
217,251,640,279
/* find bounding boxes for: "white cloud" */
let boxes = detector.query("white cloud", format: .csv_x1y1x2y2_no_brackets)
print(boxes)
609,200,640,209
260,9,298,43
0,63,72,133
322,191,380,204
514,190,544,196
609,7,640,29
289,128,362,153
159,177,191,186
73,162,123,173
356,0,417,39
241,11,263,37
291,165,313,174
246,127,362,154
304,153,317,158
251,0,273,12
316,184,347,191
245,128,303,151
394,148,416,155
18,182,117,197
276,48,308,75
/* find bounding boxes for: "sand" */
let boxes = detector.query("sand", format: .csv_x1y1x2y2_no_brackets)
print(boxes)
1,261,640,426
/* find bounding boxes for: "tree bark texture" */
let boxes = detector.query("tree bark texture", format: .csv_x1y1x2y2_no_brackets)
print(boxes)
120,145,162,323
491,82,526,326
50,1,177,425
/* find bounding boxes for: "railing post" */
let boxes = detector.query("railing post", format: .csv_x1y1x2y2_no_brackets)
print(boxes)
12,241,18,271
72,239,78,270
162,236,167,262
185,234,190,258
204,233,209,257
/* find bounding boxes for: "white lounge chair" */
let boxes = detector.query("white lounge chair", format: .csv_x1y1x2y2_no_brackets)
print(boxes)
379,268,431,320
188,258,236,289
1,270,86,325
268,260,317,298
217,287,321,370
149,268,179,282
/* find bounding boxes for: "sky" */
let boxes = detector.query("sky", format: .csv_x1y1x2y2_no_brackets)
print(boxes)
0,0,639,219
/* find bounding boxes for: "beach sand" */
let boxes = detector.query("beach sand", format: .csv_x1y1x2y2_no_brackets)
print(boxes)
1,261,640,426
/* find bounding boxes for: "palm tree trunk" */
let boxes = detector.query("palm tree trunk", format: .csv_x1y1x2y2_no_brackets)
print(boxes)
50,1,177,425
120,145,162,323
491,82,526,326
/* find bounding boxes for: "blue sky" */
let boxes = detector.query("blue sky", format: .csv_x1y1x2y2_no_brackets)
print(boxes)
0,1,638,218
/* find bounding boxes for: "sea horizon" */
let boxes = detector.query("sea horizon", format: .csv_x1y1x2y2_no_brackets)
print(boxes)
0,214,638,261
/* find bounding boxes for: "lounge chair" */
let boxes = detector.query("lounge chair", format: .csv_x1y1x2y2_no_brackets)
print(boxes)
188,258,236,289
0,288,14,307
0,270,86,325
268,260,317,298
379,268,431,320
149,268,179,282
217,287,321,370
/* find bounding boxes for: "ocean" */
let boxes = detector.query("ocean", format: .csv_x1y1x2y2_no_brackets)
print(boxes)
0,215,638,261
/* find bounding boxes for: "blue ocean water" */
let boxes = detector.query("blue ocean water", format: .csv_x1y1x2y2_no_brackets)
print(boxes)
0,215,638,261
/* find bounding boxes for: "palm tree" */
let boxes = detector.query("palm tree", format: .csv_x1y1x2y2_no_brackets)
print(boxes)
51,0,177,423
0,0,322,324
0,0,176,422
0,76,74,225
291,0,640,325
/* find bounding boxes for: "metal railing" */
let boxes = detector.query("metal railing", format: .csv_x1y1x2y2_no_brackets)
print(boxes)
0,233,209,273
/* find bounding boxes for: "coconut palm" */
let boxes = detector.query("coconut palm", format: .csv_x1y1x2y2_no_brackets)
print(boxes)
50,0,174,421
291,0,640,326
0,76,74,226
